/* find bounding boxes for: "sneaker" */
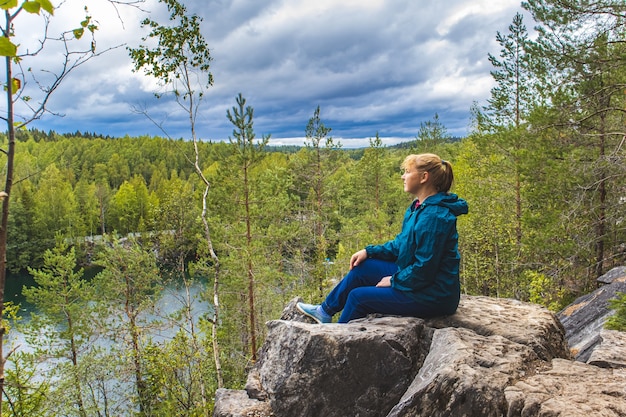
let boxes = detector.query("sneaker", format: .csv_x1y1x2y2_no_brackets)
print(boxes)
296,302,331,324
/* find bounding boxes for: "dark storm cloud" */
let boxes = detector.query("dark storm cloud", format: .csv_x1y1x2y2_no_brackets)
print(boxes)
25,0,525,147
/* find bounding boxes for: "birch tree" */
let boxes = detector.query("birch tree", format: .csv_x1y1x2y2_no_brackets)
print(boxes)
128,0,224,390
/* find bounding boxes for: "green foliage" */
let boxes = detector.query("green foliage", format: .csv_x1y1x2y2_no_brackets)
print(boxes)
223,93,270,361
0,38,17,58
107,175,152,234
0,0,54,59
21,239,99,416
128,0,213,92
485,12,536,129
412,113,452,152
523,0,626,285
92,237,163,325
296,106,345,299
3,352,50,417
32,165,81,241
606,292,626,331
142,331,217,415
526,270,565,311
455,139,517,297
0,301,20,338
91,237,164,415
24,240,91,335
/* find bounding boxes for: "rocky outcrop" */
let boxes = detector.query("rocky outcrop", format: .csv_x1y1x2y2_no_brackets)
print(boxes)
213,389,273,417
426,295,569,361
250,316,429,417
505,358,626,416
385,326,541,417
587,329,626,368
557,266,626,363
214,294,626,417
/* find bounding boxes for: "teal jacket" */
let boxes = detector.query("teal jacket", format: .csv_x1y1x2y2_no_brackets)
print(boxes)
365,192,468,313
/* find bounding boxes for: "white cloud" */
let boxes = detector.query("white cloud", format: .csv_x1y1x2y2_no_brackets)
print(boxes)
437,0,519,36
9,0,527,146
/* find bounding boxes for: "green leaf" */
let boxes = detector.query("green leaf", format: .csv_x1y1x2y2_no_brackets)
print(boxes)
22,1,41,13
0,0,17,10
73,28,84,39
37,0,54,14
11,77,20,93
0,37,17,57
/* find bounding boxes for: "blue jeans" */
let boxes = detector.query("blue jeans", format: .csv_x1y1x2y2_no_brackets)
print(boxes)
321,259,430,323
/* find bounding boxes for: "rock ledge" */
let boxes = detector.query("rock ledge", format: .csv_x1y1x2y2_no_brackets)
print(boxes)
214,295,626,417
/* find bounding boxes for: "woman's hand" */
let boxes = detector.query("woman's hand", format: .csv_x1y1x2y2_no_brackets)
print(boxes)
376,276,392,287
349,249,367,270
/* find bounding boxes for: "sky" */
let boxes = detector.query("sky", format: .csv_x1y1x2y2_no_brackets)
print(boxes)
10,0,528,148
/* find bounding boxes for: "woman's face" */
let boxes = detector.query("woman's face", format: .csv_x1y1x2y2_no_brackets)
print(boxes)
401,163,424,195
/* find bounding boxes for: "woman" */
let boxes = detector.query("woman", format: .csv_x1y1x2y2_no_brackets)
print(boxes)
297,153,468,323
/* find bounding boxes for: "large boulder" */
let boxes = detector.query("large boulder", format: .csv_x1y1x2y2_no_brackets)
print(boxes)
426,295,570,361
252,316,430,417
213,295,626,417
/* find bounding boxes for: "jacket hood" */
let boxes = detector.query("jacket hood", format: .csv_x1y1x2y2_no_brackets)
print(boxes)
422,192,468,217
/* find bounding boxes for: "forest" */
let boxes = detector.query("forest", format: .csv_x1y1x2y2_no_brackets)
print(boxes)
0,0,625,416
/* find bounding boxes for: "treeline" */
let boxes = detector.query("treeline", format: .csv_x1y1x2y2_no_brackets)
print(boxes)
3,0,626,415
8,117,622,309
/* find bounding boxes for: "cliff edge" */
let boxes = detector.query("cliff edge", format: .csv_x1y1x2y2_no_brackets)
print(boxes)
214,288,626,417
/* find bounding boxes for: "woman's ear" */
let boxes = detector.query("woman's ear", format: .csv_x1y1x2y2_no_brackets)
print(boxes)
420,171,429,184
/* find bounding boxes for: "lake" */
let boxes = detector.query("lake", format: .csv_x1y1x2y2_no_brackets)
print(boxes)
4,270,211,352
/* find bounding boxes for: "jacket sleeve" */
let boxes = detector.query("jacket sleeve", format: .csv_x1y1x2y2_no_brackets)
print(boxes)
391,207,455,292
365,240,399,261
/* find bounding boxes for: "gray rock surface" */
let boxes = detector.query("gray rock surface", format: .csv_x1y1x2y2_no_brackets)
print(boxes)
505,358,626,416
587,329,626,369
213,388,274,417
254,316,430,417
427,295,570,361
213,295,598,416
597,266,626,284
213,293,626,417
557,266,626,362
386,327,541,417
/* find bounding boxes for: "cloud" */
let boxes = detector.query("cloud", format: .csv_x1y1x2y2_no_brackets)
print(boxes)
10,0,526,147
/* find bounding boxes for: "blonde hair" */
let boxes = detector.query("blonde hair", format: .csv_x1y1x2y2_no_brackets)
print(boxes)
401,153,454,193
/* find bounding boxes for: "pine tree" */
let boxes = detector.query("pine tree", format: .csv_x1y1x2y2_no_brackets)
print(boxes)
23,241,94,416
413,113,452,152
483,12,536,251
301,106,340,299
226,93,270,363
92,237,163,415
524,0,626,286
